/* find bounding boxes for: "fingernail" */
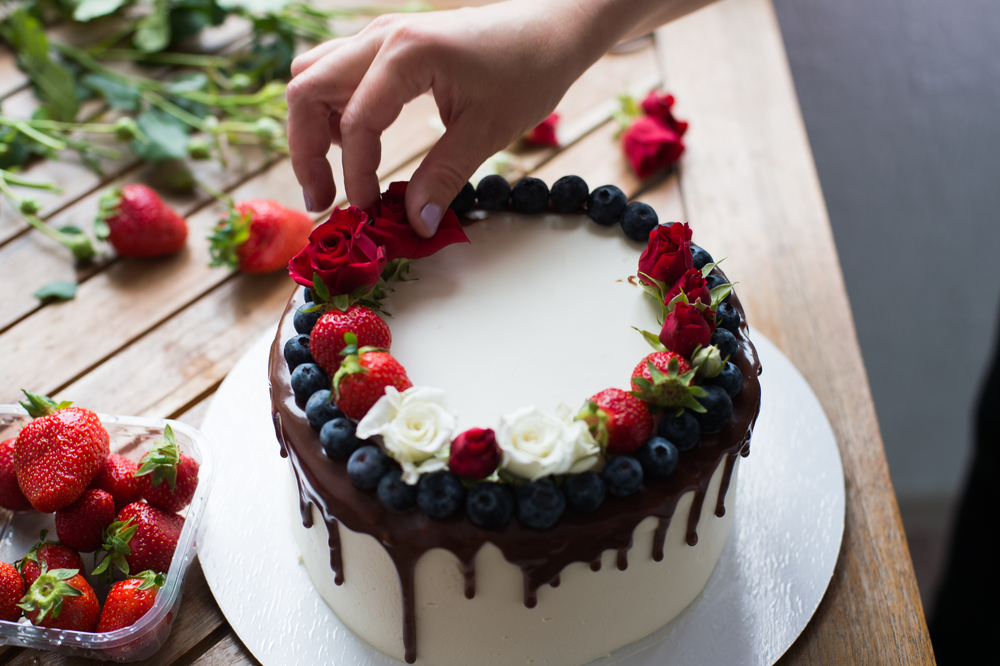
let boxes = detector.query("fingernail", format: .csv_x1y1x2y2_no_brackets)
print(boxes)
420,203,442,236
303,189,314,212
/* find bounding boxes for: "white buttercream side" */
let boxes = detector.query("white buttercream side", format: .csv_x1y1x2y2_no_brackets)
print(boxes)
291,457,739,665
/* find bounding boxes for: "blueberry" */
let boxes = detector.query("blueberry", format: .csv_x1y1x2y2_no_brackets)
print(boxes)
466,482,514,529
320,417,360,459
305,389,343,430
516,480,565,529
511,177,549,214
635,437,679,480
283,334,313,371
450,181,476,216
290,363,329,403
716,302,740,332
693,385,734,433
601,456,643,497
563,472,606,513
707,361,742,398
476,175,511,211
378,469,418,512
690,244,713,270
347,445,389,490
657,410,701,451
303,287,314,303
705,273,732,302
550,175,589,213
712,328,739,361
620,202,659,242
293,306,321,335
417,471,465,519
587,185,628,226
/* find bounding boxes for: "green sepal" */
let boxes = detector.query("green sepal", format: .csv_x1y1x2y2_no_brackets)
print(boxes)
632,327,666,352
132,570,167,591
207,206,251,269
14,530,59,573
94,187,123,241
17,564,82,623
629,358,707,413
134,424,179,490
576,400,610,448
19,390,72,418
93,518,138,582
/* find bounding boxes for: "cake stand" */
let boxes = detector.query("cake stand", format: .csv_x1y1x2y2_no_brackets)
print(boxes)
198,328,844,666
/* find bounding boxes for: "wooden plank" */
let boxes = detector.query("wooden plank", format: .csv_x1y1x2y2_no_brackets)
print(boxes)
656,0,934,663
188,632,259,666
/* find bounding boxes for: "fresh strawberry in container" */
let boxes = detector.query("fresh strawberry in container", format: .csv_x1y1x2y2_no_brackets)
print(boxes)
96,503,184,578
97,570,166,632
95,184,188,258
135,425,199,513
55,488,116,552
16,531,86,588
0,562,24,622
208,199,312,274
18,567,100,631
90,453,143,510
0,438,32,512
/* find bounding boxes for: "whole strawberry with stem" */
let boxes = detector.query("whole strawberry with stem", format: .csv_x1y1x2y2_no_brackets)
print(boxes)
0,562,25,622
629,352,707,412
208,199,312,274
14,390,110,512
90,453,142,510
94,184,188,258
16,531,86,588
95,503,184,579
0,437,32,512
97,570,166,632
309,305,391,375
333,333,412,420
18,566,100,631
577,388,653,454
134,425,199,513
55,488,116,552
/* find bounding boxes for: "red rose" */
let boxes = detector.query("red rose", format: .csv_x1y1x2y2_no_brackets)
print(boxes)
448,428,500,479
663,268,711,308
639,92,689,137
622,116,685,179
288,207,387,294
523,113,561,147
638,222,693,286
364,182,470,261
659,302,715,359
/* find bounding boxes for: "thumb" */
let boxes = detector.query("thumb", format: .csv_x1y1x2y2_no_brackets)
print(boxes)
406,116,507,238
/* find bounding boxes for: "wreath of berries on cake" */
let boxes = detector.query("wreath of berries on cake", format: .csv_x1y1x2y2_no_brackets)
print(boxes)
276,175,755,532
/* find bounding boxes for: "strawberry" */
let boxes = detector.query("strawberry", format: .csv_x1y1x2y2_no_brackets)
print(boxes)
96,570,166,632
55,488,116,552
577,388,653,454
208,199,312,274
16,531,86,588
94,184,188,258
135,425,199,513
333,333,412,420
629,352,706,412
95,503,184,578
18,566,100,631
0,438,32,512
14,391,110,513
309,305,391,375
0,561,24,622
90,453,142,510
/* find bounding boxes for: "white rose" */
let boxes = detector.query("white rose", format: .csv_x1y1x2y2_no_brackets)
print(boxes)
497,405,601,481
356,386,457,484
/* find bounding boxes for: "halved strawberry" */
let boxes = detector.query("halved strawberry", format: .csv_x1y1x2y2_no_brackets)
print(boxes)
577,388,653,454
309,305,391,375
333,333,412,420
629,352,706,412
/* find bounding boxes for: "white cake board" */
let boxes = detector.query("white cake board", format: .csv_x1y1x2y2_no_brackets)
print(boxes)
199,328,844,666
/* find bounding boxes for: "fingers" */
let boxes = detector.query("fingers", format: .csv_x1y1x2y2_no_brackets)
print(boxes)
290,38,346,78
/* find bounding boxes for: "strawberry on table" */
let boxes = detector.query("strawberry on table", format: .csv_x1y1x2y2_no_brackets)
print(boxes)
16,531,86,588
14,391,110,513
208,199,312,274
97,570,166,632
55,488,116,553
18,566,100,632
96,503,184,578
90,453,142,510
333,333,413,420
309,305,391,375
0,438,32,512
134,425,199,513
95,184,188,258
577,388,653,454
0,561,25,622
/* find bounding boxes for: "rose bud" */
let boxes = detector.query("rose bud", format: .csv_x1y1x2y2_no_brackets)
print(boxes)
659,302,714,359
663,268,712,310
449,428,501,480
637,222,693,287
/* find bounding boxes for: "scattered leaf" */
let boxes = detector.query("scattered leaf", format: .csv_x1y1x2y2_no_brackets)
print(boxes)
0,9,80,121
34,281,78,302
130,109,190,162
73,0,129,22
81,73,141,112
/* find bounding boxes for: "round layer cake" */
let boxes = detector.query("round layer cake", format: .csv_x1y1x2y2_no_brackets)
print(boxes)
268,184,761,665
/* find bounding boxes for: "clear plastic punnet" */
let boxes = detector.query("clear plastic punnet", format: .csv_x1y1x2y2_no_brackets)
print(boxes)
0,404,214,661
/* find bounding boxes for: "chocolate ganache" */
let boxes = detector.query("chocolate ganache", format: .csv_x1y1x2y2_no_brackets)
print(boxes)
269,270,761,664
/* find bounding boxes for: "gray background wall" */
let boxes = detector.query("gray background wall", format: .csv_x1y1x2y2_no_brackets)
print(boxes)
771,0,1000,511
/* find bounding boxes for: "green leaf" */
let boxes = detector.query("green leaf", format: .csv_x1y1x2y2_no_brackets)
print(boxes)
34,281,78,301
217,0,289,13
163,72,209,95
134,0,171,53
130,109,189,162
311,273,331,303
710,284,733,308
0,9,80,122
81,73,140,112
632,327,666,351
73,0,129,22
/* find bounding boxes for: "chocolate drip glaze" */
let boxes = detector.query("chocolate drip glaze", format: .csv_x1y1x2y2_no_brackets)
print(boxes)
462,559,476,599
716,453,739,518
268,274,761,664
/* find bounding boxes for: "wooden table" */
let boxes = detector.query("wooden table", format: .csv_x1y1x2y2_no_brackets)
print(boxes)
0,0,936,663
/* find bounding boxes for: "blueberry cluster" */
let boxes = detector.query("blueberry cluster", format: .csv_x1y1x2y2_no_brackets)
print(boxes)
449,175,664,243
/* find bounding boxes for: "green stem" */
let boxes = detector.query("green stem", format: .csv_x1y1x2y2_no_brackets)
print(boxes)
0,115,119,135
0,119,68,151
0,169,61,192
94,49,232,68
141,91,207,131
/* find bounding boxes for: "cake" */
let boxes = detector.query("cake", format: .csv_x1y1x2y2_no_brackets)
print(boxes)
268,176,761,665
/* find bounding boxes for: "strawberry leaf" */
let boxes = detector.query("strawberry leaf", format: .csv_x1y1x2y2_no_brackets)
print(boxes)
34,281,77,302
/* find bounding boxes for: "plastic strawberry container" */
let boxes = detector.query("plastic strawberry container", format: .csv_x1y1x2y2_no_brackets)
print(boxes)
0,405,214,661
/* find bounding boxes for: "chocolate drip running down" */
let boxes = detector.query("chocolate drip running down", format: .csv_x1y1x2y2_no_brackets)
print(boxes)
268,273,761,664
